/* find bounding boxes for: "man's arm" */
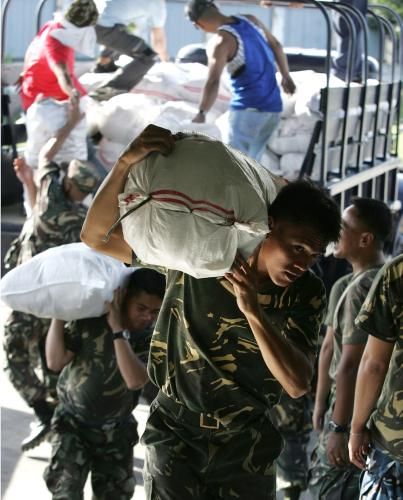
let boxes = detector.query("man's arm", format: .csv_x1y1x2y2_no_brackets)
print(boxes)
49,61,78,100
312,326,334,431
327,342,365,466
107,289,149,390
81,124,176,264
245,14,296,95
151,27,169,62
348,336,394,469
13,157,37,209
192,34,231,123
225,254,318,398
45,319,75,372
38,98,83,169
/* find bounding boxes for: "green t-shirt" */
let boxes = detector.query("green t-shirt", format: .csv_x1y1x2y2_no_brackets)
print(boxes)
146,267,326,427
57,315,152,423
4,162,87,270
326,267,382,382
355,254,403,461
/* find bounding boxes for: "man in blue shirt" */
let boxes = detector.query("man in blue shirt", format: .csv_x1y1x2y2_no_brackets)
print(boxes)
187,0,295,162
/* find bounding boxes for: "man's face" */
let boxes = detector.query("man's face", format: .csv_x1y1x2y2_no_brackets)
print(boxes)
259,219,326,287
125,291,162,332
333,205,364,260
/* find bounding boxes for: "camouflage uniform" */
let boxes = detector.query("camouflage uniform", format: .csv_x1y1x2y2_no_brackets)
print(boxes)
355,255,403,499
270,392,312,494
136,262,326,499
3,161,95,407
308,266,382,499
44,315,152,499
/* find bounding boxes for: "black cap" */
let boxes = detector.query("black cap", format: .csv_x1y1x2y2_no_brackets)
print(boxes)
185,0,216,22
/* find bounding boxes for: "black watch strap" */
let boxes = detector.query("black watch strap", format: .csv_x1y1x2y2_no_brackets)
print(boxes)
112,330,131,341
328,420,349,433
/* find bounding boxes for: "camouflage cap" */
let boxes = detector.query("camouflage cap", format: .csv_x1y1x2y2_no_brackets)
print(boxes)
67,159,99,194
65,0,99,27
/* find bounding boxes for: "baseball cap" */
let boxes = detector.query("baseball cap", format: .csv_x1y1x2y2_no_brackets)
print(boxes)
67,159,98,194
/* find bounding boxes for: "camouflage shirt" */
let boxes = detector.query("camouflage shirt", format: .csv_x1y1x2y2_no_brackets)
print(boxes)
57,315,152,423
145,267,326,427
4,162,87,270
355,254,403,461
325,267,382,382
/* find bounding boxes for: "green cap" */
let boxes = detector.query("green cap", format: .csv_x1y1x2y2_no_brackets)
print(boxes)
67,159,98,194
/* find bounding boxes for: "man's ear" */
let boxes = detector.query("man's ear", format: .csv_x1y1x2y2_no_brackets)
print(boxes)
268,216,274,231
359,232,374,248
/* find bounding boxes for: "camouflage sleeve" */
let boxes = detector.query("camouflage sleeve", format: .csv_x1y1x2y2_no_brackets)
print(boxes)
64,320,82,353
282,274,327,357
355,258,403,343
36,162,64,217
341,274,374,345
325,274,351,326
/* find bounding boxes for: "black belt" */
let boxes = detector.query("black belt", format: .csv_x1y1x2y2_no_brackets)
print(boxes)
156,391,224,430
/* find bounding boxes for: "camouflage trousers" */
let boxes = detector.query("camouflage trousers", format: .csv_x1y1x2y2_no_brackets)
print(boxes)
308,392,361,500
270,392,312,492
44,406,139,500
141,392,281,500
3,310,57,406
360,447,403,499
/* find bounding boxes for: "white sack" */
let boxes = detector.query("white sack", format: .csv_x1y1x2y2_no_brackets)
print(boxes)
280,153,306,180
132,62,231,113
117,134,285,279
96,138,125,171
268,133,311,156
0,243,133,321
25,97,89,168
95,93,159,145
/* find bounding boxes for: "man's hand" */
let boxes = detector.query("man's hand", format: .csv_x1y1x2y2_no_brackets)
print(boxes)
327,432,349,467
67,96,84,125
13,157,34,186
281,75,296,95
106,288,124,333
225,253,260,316
312,402,327,431
120,124,176,167
192,112,206,124
348,429,371,469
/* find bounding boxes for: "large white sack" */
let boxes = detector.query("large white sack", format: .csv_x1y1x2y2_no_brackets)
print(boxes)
280,153,306,180
116,134,285,279
153,101,222,139
25,97,89,168
0,243,133,321
268,132,312,155
96,138,125,171
132,62,231,113
94,93,159,145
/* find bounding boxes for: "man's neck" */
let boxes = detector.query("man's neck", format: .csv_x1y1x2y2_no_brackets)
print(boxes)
350,249,385,275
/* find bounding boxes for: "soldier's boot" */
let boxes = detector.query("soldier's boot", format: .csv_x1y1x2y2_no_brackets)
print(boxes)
283,486,302,500
21,400,54,452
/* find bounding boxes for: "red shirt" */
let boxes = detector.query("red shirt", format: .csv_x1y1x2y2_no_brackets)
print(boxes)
21,21,86,110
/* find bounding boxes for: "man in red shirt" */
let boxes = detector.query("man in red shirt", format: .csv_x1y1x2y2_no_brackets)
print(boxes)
21,0,98,173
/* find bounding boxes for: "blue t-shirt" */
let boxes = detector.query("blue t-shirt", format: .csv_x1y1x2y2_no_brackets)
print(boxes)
219,16,282,112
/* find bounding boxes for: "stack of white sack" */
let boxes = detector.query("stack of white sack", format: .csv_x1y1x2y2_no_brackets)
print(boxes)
0,243,133,321
113,134,286,279
266,70,358,180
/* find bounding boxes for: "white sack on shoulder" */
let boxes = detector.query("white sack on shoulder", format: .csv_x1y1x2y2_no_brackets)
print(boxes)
0,243,133,321
117,134,285,278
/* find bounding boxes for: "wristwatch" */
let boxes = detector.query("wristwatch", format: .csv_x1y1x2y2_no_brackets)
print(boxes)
328,420,349,433
112,330,131,341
